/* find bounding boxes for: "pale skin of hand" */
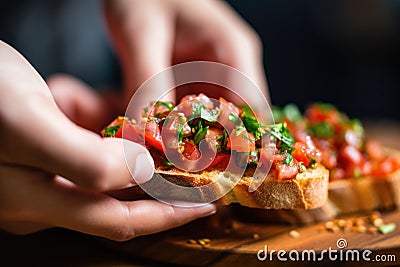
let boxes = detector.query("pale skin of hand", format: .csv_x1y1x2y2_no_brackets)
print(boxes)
0,41,216,241
103,0,270,116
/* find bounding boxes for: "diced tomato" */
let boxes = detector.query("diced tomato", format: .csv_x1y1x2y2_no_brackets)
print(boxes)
144,120,163,151
219,97,242,115
305,104,341,124
365,140,385,161
182,140,201,160
102,117,144,143
339,145,364,167
320,149,337,169
292,142,312,166
370,155,400,177
272,154,298,181
209,153,230,168
180,94,197,104
228,129,255,153
196,93,214,109
342,129,362,148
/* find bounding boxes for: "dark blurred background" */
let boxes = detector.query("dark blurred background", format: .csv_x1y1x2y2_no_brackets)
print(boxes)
1,0,400,120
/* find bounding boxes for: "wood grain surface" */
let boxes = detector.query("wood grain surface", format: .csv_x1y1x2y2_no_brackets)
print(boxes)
104,209,400,267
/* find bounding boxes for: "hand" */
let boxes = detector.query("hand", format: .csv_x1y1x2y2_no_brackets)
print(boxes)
104,0,269,116
0,41,216,240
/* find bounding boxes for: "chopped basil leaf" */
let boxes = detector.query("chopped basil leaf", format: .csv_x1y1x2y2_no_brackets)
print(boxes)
249,150,259,157
308,158,316,168
282,151,294,165
309,122,334,138
349,119,364,137
193,119,209,145
378,223,396,235
228,112,240,124
271,106,283,122
241,133,255,142
283,103,302,122
103,124,122,137
265,123,295,148
315,102,336,113
200,108,219,122
189,102,205,119
218,129,228,151
155,101,174,111
242,108,261,140
235,125,247,136
177,124,185,145
164,159,174,167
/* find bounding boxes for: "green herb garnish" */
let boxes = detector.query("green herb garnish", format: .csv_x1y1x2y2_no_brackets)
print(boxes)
378,223,396,235
164,159,174,167
200,108,219,122
194,120,209,145
283,152,294,165
349,119,364,137
308,158,316,168
309,122,334,138
271,106,283,122
241,108,262,140
155,101,174,111
177,124,185,145
235,125,247,136
103,124,122,137
315,102,336,113
282,103,302,122
228,112,240,124
265,123,295,148
217,129,228,152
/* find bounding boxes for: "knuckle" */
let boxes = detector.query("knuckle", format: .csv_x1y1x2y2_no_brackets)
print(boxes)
106,205,136,242
84,153,120,192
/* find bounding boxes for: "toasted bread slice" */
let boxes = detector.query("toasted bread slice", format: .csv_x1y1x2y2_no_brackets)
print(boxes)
234,150,400,223
151,149,329,209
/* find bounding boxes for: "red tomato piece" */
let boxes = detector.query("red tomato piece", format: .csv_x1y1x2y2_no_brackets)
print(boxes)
144,120,163,151
219,97,241,115
209,153,230,168
272,154,298,181
182,140,201,160
306,104,340,124
320,149,337,170
229,129,255,153
370,155,400,177
292,142,312,166
102,117,144,144
339,145,364,167
365,140,385,161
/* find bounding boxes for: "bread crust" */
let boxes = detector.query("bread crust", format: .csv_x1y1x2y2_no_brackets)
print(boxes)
234,150,400,223
154,160,329,210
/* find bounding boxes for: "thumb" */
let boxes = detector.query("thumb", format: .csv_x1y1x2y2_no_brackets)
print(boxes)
0,41,154,191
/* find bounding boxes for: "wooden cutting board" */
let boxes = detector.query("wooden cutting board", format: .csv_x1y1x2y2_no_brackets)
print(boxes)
106,209,400,267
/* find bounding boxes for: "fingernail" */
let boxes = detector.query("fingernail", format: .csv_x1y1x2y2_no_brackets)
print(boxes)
197,203,217,218
132,152,154,184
